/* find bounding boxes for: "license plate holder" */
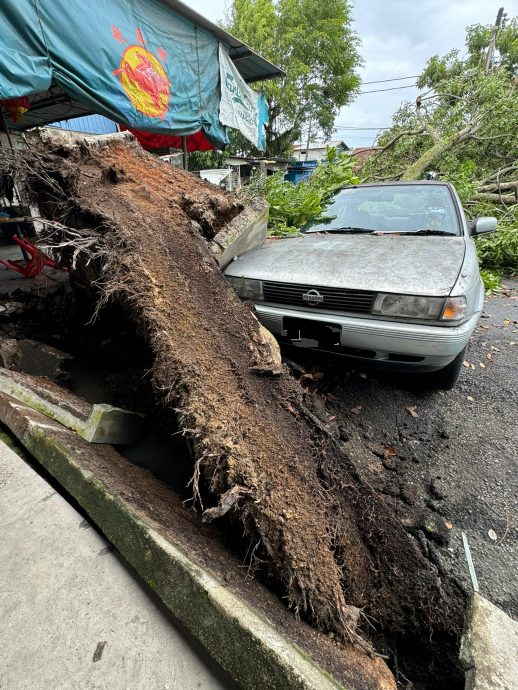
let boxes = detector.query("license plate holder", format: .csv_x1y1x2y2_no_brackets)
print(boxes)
283,317,341,349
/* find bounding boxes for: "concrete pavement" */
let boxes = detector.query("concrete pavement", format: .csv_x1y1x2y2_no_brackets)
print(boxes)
0,436,231,690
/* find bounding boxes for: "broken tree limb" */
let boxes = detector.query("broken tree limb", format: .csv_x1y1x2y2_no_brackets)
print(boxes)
472,192,517,205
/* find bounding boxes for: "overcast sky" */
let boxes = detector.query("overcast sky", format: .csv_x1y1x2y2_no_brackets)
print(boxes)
184,0,510,146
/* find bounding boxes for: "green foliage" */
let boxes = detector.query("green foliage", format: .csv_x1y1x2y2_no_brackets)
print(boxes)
223,0,362,156
361,16,518,276
441,160,478,204
249,147,360,235
476,221,518,274
187,149,226,171
480,269,502,294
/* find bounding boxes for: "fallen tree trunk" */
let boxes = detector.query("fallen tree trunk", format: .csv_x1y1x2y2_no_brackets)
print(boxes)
3,136,465,673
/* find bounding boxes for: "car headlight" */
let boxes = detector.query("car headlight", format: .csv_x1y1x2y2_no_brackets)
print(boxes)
226,276,263,300
440,296,467,321
372,294,467,321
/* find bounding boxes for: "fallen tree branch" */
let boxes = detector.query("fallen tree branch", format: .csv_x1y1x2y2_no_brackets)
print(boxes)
373,128,426,158
477,181,518,193
472,192,518,205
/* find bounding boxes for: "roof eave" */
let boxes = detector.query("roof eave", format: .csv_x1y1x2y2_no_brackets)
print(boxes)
160,0,285,83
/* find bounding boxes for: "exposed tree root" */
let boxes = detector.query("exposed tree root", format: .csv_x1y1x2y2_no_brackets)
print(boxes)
2,138,466,681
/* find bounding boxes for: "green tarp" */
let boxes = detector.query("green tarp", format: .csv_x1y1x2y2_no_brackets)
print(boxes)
0,0,229,145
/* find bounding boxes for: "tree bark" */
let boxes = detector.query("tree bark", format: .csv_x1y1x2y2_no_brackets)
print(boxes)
400,125,472,180
472,192,517,205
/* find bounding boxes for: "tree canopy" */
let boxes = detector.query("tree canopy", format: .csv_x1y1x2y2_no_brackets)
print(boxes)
364,16,518,183
224,0,362,156
362,16,518,278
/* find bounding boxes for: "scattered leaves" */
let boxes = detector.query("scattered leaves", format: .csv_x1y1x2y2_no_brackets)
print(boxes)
463,360,470,368
406,406,419,418
479,362,486,368
488,529,497,541
383,446,398,457
467,395,474,402
359,373,368,380
445,520,453,530
351,405,363,415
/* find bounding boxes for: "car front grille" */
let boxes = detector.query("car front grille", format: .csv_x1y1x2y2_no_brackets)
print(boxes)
262,281,376,314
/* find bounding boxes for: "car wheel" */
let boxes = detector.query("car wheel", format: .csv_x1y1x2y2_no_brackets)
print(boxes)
430,347,467,390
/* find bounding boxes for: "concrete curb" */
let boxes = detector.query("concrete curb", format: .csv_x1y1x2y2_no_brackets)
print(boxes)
0,393,345,690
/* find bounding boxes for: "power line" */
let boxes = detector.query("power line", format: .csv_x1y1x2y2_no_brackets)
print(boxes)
361,75,420,85
333,126,390,130
358,84,417,95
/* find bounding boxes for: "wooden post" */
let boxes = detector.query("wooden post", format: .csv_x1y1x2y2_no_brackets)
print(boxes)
182,136,188,171
0,110,15,150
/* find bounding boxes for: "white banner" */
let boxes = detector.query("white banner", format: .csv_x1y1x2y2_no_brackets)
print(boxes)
219,44,262,149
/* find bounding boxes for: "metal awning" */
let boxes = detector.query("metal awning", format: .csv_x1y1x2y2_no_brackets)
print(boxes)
9,87,93,131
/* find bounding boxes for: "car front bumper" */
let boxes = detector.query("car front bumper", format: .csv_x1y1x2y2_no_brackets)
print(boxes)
254,303,481,371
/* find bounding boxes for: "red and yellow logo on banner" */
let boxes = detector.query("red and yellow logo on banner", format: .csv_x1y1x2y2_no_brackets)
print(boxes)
112,28,170,120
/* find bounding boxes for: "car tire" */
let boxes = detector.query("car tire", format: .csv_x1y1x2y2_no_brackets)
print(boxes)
430,347,467,390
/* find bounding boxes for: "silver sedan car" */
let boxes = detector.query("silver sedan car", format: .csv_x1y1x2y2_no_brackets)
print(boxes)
225,182,497,389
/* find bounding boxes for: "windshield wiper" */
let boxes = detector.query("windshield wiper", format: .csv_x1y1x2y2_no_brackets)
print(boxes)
380,228,456,236
306,226,375,234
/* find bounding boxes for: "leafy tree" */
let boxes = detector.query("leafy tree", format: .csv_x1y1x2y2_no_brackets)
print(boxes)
362,16,518,280
224,0,361,156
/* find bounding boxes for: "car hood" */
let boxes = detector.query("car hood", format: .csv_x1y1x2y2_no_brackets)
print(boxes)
225,234,466,297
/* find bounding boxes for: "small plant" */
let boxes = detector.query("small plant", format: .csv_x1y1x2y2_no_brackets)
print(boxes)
476,221,518,274
480,269,502,294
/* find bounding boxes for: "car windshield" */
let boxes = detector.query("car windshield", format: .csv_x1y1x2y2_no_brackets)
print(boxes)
303,184,461,236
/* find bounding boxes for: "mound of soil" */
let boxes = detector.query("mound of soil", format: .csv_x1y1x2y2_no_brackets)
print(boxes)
4,137,466,687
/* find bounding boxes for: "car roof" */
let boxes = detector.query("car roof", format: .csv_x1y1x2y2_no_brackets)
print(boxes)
342,181,453,189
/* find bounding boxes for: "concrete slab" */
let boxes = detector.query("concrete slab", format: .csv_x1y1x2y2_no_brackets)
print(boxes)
0,437,231,690
460,593,518,690
0,369,145,444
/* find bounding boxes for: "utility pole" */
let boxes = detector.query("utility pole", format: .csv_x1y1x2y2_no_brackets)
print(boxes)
484,7,504,73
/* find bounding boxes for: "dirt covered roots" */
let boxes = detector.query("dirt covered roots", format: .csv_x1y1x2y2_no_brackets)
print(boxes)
5,137,466,679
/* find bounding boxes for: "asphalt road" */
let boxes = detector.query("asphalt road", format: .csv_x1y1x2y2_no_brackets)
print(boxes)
285,277,518,619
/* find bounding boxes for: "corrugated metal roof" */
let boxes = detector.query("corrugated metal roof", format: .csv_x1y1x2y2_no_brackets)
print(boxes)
9,87,93,131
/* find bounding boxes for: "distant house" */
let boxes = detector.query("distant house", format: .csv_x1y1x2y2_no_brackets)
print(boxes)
292,140,349,162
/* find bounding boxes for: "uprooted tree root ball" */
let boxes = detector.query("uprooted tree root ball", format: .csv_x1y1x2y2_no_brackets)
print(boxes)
4,137,466,686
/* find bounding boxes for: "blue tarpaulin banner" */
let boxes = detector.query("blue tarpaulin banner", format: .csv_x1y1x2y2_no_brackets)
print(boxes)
0,0,229,145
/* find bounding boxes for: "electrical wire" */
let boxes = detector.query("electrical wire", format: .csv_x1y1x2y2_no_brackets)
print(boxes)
361,75,420,85
358,84,417,94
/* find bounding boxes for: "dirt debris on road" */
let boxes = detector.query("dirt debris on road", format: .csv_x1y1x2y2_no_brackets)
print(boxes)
0,137,471,688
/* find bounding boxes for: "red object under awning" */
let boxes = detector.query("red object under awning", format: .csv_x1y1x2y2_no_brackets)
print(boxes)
122,127,215,152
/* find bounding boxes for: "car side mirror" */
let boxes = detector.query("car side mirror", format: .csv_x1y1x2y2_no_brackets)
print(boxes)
470,217,497,235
